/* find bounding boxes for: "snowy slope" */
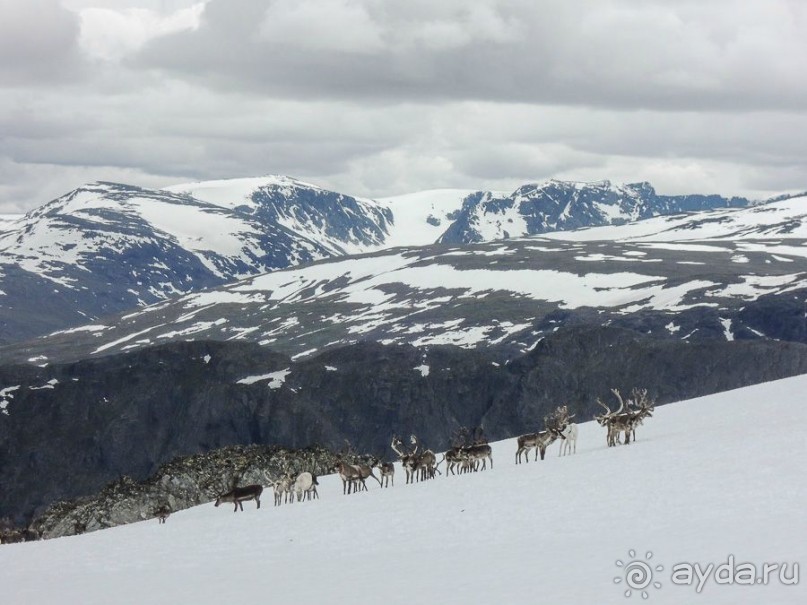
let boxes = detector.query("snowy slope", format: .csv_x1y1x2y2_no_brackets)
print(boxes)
165,175,393,256
546,193,807,242
2,375,804,604
12,229,806,366
376,188,484,247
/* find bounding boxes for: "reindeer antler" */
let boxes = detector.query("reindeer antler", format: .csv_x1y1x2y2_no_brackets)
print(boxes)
596,397,613,415
611,388,626,414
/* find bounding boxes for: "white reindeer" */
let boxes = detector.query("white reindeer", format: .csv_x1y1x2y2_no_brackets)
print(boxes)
293,471,319,502
559,422,578,456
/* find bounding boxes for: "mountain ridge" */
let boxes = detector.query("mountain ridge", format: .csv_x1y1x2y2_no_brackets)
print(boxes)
0,175,803,347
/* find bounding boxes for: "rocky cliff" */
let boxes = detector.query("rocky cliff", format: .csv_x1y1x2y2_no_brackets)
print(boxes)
3,330,807,526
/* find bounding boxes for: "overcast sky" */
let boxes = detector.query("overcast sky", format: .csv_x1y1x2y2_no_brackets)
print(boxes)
1,0,806,213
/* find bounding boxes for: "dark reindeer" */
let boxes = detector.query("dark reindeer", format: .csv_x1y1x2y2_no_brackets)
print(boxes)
515,407,567,463
214,484,263,512
155,505,171,524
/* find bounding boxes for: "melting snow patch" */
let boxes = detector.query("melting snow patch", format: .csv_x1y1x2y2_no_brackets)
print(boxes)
720,318,735,341
203,355,211,364
50,324,109,336
325,365,338,372
237,369,291,388
665,322,681,334
414,364,430,377
29,379,58,390
0,385,20,415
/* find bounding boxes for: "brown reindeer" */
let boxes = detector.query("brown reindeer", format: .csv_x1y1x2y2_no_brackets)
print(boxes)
214,484,263,512
515,409,566,463
596,388,655,446
334,461,363,495
372,459,395,487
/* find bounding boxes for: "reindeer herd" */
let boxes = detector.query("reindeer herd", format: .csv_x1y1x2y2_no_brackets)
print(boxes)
197,387,655,520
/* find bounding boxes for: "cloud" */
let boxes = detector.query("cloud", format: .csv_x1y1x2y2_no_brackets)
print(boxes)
0,0,805,212
133,0,807,111
0,0,83,85
77,3,205,61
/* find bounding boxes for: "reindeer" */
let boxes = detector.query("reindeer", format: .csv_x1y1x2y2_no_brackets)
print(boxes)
596,388,655,446
515,430,562,462
391,435,417,484
334,461,363,495
409,435,438,481
515,408,567,463
559,422,578,455
625,388,655,442
155,505,171,524
372,459,395,487
438,447,466,476
551,404,578,456
463,443,493,471
294,471,319,502
350,461,382,491
272,473,294,506
214,484,263,512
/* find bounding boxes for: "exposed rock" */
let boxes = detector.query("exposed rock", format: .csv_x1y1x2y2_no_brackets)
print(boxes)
27,443,342,540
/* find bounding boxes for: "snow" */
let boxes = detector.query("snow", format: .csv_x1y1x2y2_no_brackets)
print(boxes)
376,189,481,247
50,324,109,336
236,368,290,388
133,199,260,265
164,176,325,210
28,378,58,390
413,364,430,377
2,376,805,604
546,195,807,244
0,385,20,414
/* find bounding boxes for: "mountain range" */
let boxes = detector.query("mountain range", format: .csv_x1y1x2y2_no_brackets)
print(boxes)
0,176,770,346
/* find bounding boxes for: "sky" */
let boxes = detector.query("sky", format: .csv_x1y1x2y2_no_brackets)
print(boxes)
0,0,806,213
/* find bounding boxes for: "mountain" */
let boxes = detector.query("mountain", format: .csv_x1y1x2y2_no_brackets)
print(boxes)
2,375,805,604
0,178,392,344
438,180,752,244
0,176,780,345
6,197,807,367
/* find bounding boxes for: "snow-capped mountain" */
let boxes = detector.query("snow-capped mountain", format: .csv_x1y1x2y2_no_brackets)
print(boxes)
0,175,801,346
0,178,394,344
7,199,807,366
545,192,807,242
438,180,752,244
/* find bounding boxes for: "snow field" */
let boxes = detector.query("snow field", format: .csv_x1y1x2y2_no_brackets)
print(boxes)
2,376,806,604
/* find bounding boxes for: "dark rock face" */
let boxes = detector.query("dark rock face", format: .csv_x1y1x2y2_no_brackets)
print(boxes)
439,180,750,244
4,331,807,526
